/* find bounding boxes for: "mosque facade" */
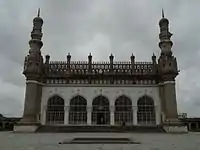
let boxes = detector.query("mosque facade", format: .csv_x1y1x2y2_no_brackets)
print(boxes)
14,10,187,133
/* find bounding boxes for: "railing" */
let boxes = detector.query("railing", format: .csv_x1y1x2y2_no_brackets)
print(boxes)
47,64,155,74
49,61,153,65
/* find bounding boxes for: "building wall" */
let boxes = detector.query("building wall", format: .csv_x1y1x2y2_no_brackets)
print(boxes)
40,84,162,125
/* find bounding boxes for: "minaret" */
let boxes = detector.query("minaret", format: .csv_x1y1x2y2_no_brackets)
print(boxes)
130,53,135,73
109,53,114,84
67,53,71,69
152,53,156,65
158,9,179,122
159,9,173,57
18,9,44,130
88,53,92,84
109,53,114,72
88,53,92,73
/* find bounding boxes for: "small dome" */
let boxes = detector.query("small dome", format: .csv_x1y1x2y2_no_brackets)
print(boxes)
33,16,43,24
159,9,169,26
33,8,43,23
159,17,169,26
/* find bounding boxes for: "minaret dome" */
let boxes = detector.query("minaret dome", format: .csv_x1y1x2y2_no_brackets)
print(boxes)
159,9,169,26
33,8,43,24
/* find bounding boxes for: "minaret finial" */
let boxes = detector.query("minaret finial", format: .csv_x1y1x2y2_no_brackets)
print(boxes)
30,8,43,47
162,8,164,18
37,8,40,17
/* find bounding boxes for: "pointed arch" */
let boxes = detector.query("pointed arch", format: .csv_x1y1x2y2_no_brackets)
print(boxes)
137,95,156,125
46,95,65,124
92,95,110,125
115,95,133,125
69,95,87,124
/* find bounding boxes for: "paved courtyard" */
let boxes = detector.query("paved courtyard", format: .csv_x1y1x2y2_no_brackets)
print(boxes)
0,132,200,150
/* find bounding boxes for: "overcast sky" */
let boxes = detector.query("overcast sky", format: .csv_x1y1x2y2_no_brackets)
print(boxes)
0,0,200,117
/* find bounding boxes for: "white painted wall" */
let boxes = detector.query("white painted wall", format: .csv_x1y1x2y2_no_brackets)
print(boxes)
40,84,161,125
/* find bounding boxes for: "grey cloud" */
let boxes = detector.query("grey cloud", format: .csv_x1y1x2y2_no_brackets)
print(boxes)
0,0,199,117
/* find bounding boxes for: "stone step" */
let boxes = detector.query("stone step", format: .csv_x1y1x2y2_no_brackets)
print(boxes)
36,125,165,133
59,137,141,144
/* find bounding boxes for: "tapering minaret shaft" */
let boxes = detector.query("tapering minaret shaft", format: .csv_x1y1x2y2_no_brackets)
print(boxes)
21,9,44,125
159,9,173,56
158,10,179,122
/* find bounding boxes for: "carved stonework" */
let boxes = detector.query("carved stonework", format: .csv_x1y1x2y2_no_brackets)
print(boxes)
43,58,159,85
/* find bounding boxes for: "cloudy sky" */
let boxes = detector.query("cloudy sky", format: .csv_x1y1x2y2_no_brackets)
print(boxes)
0,0,200,117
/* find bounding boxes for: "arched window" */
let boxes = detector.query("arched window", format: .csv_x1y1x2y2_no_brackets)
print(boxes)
92,96,110,125
137,95,156,125
115,95,133,125
69,95,87,124
46,95,65,124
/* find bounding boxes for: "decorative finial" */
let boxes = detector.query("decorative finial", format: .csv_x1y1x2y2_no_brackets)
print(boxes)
131,53,135,62
109,53,114,59
131,53,135,58
45,55,50,64
37,8,40,17
162,8,164,18
89,52,91,56
153,53,155,56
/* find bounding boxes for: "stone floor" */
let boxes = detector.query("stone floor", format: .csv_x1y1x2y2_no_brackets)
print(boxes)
1,132,200,150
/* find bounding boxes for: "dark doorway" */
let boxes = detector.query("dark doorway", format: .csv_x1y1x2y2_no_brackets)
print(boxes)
92,95,110,125
97,112,105,124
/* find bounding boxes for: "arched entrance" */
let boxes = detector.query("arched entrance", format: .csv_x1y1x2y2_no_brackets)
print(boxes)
46,95,65,124
69,95,87,124
115,95,133,125
137,95,156,125
92,96,110,125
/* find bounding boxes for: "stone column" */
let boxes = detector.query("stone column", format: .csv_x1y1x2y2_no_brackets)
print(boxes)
110,106,115,125
155,106,160,125
133,106,138,126
196,123,199,129
87,107,92,125
64,106,69,125
41,105,46,125
188,123,191,131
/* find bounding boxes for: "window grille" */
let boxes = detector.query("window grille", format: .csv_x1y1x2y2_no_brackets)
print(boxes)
137,96,156,125
46,95,65,125
115,95,133,125
69,96,87,124
92,96,110,125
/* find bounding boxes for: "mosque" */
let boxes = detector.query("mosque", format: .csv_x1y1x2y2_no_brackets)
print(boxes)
14,9,187,133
